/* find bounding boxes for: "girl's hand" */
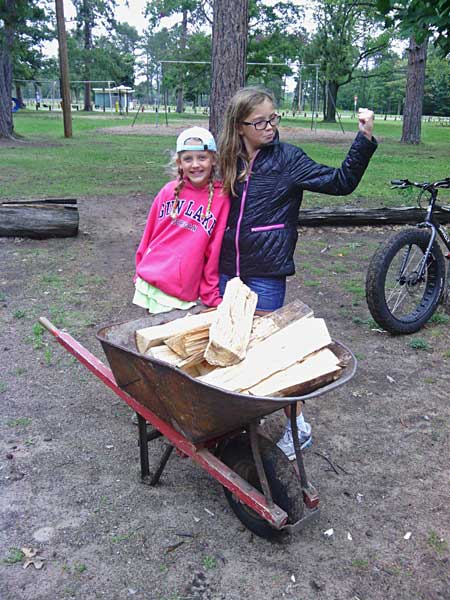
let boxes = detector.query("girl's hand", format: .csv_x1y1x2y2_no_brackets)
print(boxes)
358,108,374,140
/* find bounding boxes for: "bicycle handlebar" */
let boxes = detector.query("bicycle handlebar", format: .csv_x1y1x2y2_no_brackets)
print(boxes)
391,177,450,190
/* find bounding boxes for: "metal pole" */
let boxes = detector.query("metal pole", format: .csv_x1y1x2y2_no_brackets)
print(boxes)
314,65,319,133
298,63,302,113
55,0,72,137
156,62,161,126
108,81,112,113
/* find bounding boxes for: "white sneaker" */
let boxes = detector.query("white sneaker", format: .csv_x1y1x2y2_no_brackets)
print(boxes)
276,422,312,461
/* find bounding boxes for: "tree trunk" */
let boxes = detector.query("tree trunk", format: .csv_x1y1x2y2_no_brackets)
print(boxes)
176,9,188,114
15,84,25,108
324,80,338,122
0,0,15,139
83,0,93,112
209,0,249,139
401,36,428,144
292,75,300,113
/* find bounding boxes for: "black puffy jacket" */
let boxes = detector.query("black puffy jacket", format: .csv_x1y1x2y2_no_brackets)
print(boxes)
219,131,377,278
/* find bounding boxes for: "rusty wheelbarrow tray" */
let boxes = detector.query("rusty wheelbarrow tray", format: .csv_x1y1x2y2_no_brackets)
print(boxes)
39,309,356,540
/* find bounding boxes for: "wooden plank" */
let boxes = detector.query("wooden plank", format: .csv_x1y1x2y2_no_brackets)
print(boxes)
135,310,217,354
245,348,341,397
205,277,257,366
199,317,332,392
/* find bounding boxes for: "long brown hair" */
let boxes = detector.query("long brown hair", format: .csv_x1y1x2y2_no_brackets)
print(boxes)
218,87,275,196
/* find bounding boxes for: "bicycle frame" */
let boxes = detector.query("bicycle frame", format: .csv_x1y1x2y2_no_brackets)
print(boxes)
408,187,450,282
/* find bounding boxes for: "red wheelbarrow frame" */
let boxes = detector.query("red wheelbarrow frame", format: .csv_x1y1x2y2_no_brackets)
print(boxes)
40,317,323,533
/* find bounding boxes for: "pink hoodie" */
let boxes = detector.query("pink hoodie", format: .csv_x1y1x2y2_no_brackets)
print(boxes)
135,179,230,307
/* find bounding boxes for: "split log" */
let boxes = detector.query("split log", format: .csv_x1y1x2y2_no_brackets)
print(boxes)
297,206,450,227
248,299,313,349
165,326,210,358
147,344,183,366
135,309,217,354
199,317,332,392
196,360,216,376
245,348,341,397
177,350,207,370
205,277,257,366
0,198,79,238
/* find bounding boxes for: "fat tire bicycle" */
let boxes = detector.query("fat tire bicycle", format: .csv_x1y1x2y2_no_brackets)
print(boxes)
365,178,450,335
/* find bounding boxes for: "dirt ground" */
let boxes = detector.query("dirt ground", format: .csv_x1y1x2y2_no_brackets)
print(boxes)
1,193,449,600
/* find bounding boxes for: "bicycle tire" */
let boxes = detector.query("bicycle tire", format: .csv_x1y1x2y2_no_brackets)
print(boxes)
366,228,446,335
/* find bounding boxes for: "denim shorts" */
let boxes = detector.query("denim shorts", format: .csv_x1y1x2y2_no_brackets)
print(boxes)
219,274,286,311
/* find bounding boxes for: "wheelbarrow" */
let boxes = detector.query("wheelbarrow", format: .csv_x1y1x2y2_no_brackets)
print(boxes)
39,308,356,540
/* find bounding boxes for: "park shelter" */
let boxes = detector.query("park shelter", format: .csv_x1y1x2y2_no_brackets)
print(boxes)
93,85,135,111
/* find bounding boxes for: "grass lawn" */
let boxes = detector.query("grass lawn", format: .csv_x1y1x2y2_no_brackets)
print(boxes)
1,109,449,207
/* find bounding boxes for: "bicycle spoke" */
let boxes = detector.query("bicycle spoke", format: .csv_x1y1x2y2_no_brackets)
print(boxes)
385,243,427,318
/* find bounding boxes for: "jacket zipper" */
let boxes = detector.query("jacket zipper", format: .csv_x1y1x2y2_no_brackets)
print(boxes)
250,224,285,232
235,151,259,277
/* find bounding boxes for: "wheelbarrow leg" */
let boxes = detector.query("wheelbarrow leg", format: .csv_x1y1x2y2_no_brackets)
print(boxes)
290,404,319,509
137,413,151,479
137,413,173,485
148,445,174,486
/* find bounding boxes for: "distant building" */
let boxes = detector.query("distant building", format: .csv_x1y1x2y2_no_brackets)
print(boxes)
93,85,135,111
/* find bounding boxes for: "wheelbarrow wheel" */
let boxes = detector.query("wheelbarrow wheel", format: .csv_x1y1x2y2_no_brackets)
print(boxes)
219,432,304,540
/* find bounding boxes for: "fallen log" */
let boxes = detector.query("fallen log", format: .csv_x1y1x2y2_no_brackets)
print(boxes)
298,206,450,227
0,198,79,238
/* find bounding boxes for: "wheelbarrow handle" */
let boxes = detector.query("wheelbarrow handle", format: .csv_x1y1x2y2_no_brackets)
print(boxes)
39,316,59,335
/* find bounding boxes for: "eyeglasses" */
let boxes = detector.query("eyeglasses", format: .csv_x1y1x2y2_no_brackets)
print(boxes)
240,114,281,131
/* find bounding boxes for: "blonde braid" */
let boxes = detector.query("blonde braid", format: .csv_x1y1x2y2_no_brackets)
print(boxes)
170,168,185,219
202,173,215,221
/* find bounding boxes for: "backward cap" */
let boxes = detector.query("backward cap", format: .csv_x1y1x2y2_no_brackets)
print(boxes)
176,126,217,153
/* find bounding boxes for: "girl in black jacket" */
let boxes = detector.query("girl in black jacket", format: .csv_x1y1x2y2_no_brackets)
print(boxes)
217,87,377,459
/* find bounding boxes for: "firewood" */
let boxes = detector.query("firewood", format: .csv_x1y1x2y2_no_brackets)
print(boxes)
245,348,341,397
164,326,210,358
135,310,217,354
196,360,216,376
248,299,313,349
182,365,201,377
205,277,257,367
177,350,206,370
146,344,183,366
199,317,332,392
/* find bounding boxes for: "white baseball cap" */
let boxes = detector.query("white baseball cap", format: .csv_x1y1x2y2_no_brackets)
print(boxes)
176,127,217,153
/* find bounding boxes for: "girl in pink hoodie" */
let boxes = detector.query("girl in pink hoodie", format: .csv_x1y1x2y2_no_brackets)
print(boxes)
134,127,230,313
